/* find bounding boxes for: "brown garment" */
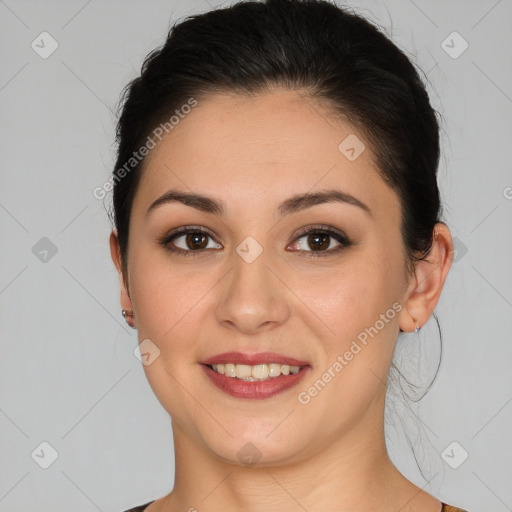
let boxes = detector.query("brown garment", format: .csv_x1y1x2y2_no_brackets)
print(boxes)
122,500,469,511
442,505,469,512
122,500,154,511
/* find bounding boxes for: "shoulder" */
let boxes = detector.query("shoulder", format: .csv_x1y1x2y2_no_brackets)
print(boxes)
122,500,155,512
441,503,469,512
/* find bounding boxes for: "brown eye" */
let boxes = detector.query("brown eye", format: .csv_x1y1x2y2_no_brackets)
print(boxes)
184,232,209,250
158,226,222,256
306,232,330,251
288,225,353,258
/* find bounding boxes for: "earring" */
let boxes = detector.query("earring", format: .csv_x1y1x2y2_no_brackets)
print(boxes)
412,316,420,333
122,309,136,329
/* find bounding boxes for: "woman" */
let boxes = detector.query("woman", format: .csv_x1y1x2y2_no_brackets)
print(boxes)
108,0,467,510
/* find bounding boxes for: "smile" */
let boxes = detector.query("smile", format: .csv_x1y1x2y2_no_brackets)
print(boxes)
201,362,310,400
208,363,301,381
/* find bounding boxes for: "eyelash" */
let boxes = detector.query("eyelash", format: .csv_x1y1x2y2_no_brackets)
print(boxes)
157,224,353,259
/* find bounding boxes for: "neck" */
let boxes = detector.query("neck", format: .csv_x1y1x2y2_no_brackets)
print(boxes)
160,402,432,512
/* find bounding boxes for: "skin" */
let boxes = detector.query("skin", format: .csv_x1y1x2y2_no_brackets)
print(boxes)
110,88,453,512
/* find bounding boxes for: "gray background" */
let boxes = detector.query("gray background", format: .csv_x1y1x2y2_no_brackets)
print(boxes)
1,1,511,511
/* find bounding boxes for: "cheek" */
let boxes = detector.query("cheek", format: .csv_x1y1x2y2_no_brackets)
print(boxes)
129,245,213,340
292,257,389,341
129,254,210,421
292,261,402,436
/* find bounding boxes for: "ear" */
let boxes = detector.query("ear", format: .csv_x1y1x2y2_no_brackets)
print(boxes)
399,223,454,332
109,230,134,315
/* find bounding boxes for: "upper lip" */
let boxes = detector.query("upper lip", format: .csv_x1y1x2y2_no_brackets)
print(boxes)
202,351,310,367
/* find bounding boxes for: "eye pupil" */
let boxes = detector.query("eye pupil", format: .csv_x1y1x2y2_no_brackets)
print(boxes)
186,233,208,249
308,233,329,251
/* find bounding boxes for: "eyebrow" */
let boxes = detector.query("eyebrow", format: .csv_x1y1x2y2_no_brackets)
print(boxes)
146,188,372,219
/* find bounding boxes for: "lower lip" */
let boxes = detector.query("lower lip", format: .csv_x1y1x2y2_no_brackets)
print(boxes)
201,364,310,400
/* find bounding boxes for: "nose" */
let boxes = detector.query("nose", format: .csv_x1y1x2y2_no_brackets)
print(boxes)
215,245,291,334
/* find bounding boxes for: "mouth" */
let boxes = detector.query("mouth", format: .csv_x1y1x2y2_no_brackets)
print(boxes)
200,352,311,399
205,362,302,381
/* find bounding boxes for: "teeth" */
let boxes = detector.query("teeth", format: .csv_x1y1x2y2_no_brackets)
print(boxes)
210,363,302,380
252,364,269,380
268,363,281,377
225,363,236,377
236,364,252,379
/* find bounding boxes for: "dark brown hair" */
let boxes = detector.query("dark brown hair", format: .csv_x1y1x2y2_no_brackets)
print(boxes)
109,0,443,282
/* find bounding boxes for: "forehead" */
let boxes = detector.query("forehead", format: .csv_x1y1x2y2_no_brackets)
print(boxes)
132,88,399,223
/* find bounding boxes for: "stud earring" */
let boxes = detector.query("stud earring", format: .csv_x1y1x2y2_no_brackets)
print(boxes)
122,309,136,329
412,316,420,333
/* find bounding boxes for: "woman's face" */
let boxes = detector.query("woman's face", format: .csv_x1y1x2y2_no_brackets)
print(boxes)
113,88,416,465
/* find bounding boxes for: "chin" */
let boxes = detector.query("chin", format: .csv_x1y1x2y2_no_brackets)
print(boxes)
203,423,312,468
